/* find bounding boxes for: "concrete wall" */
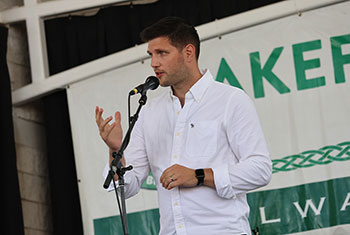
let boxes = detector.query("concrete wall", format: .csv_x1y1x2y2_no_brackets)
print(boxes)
2,2,53,234
13,101,53,235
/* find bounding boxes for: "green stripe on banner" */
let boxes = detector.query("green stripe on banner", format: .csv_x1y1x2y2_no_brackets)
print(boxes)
94,177,350,234
248,176,350,234
94,208,160,235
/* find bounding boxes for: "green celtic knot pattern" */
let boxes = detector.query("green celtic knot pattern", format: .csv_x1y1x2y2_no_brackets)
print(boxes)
272,141,350,173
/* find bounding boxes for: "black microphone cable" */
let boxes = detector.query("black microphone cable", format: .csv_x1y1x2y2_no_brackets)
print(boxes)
112,174,127,234
109,94,132,235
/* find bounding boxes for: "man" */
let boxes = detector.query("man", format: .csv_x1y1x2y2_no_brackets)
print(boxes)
96,16,272,235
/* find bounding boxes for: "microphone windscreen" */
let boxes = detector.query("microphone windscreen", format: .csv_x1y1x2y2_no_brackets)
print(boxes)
145,76,160,90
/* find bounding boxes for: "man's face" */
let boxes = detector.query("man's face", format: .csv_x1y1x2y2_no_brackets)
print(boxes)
147,36,188,87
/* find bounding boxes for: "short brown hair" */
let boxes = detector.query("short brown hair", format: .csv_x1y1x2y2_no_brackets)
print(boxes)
140,16,200,60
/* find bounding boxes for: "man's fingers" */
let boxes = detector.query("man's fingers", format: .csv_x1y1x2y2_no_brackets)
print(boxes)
160,168,171,185
95,108,121,131
114,111,122,128
162,176,172,189
160,164,197,190
95,106,99,120
160,164,181,189
160,171,177,189
95,106,103,123
115,111,121,122
167,180,178,190
99,116,113,131
163,176,179,190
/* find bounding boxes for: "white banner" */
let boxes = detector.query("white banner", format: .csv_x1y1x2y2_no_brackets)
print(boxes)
67,2,350,234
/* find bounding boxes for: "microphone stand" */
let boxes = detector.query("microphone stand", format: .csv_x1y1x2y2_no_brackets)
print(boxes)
103,93,148,235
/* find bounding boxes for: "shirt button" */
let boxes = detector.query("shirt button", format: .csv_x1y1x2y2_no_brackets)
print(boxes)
174,202,178,206
178,225,182,229
176,111,180,115
173,154,178,159
176,132,180,136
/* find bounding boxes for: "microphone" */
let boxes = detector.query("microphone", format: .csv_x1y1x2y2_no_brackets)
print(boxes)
129,76,160,95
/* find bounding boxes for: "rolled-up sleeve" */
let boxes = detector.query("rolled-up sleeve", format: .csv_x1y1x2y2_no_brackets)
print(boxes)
214,90,272,199
213,164,236,199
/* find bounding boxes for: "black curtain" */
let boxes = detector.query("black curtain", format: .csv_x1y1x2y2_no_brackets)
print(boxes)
43,0,282,234
45,0,282,75
0,25,25,235
43,90,83,235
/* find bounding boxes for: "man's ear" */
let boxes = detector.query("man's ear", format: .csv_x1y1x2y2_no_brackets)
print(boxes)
183,44,196,63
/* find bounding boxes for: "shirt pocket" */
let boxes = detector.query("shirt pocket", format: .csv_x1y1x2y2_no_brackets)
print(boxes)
185,121,218,157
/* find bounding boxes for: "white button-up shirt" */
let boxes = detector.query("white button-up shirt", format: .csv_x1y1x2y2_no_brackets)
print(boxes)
108,69,272,235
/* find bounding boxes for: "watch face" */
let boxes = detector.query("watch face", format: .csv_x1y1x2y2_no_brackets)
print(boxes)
195,169,205,186
195,169,205,177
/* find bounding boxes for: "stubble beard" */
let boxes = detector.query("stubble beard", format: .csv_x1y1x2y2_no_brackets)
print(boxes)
161,57,189,88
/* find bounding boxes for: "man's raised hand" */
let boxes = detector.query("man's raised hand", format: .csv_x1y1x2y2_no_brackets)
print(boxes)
95,106,123,152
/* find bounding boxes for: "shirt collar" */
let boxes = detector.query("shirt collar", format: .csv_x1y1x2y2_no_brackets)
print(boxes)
188,69,213,103
168,69,214,102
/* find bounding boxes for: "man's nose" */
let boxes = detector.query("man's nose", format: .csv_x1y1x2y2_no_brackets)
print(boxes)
151,56,160,68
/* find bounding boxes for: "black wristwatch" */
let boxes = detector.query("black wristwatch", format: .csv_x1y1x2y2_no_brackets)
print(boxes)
195,169,205,186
